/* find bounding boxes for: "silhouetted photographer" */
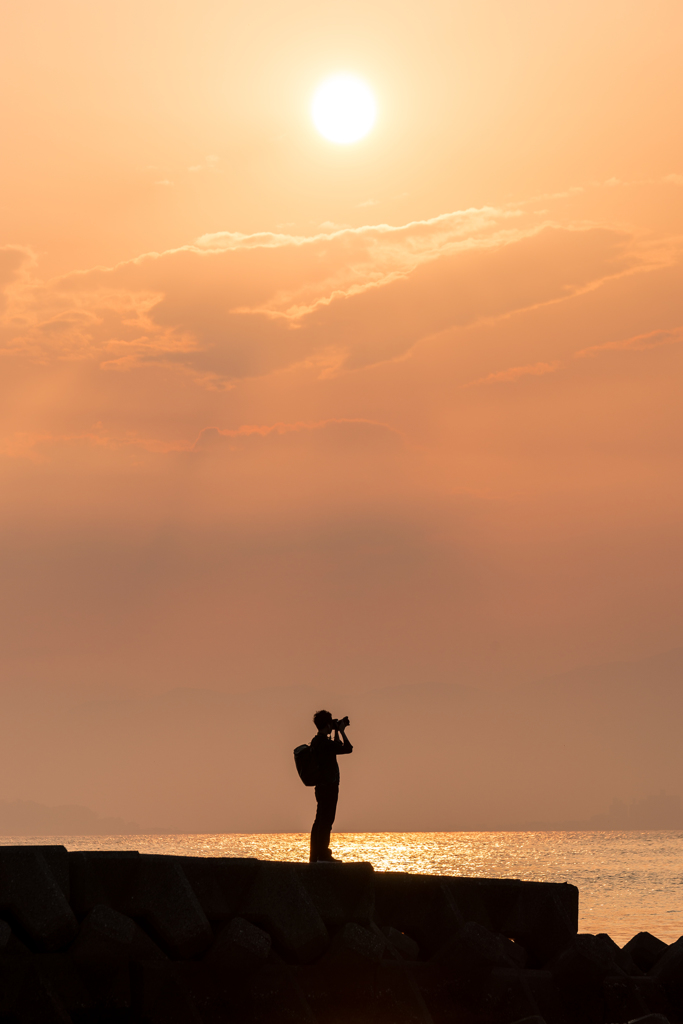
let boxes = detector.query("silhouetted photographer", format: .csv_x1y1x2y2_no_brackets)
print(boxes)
308,710,353,863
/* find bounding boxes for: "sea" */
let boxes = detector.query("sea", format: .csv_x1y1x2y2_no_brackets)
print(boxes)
4,830,681,946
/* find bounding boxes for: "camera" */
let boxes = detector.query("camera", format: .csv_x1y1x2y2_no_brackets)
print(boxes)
332,716,350,731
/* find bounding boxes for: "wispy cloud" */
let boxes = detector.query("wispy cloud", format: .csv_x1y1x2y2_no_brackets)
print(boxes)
464,361,562,387
576,326,683,358
0,180,677,393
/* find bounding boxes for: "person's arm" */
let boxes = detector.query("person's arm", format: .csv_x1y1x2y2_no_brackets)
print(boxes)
335,725,353,754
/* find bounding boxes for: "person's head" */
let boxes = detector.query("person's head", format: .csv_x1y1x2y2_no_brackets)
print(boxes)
313,709,333,734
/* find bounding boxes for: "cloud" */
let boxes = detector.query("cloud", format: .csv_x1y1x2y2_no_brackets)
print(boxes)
0,206,646,386
0,416,413,530
188,155,220,173
186,418,411,518
0,246,33,313
576,326,683,358
0,417,404,471
464,361,562,387
0,179,681,700
193,417,402,453
0,246,30,288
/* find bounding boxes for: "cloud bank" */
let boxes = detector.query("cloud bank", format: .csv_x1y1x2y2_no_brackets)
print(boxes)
1,194,658,386
0,179,680,702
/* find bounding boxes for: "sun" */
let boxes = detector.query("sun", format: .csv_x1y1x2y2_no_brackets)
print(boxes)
311,75,376,144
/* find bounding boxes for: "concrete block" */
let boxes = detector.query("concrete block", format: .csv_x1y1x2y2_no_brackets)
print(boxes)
24,846,70,903
372,960,436,1024
204,916,272,973
5,933,31,956
626,1016,672,1024
648,937,683,1017
374,873,464,956
247,963,316,1024
71,905,135,976
0,954,30,1016
0,921,29,958
16,968,74,1024
624,932,670,973
594,931,642,975
521,969,573,1024
432,920,527,975
130,922,168,962
549,933,624,1018
472,878,579,965
295,959,367,1024
239,861,328,964
444,875,573,943
604,972,651,1023
477,967,543,1022
297,861,375,928
382,925,420,961
34,951,98,1016
449,877,522,928
325,922,385,963
437,877,492,928
649,936,683,978
173,961,237,1023
0,921,27,961
432,922,529,1016
406,961,462,1024
136,856,213,960
631,977,676,1019
68,850,142,917
0,846,77,952
131,960,204,1024
436,929,532,1015
296,959,433,1024
179,856,259,921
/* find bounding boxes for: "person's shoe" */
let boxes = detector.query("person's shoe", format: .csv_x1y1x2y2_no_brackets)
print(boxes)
316,854,342,863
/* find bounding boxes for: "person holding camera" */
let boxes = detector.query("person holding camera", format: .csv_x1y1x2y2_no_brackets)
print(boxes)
309,710,353,863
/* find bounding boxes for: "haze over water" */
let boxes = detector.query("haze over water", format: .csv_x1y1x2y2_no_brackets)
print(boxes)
7,830,682,946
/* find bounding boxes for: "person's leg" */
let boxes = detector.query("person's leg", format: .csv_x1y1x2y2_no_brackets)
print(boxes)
321,785,339,855
310,784,338,861
309,789,321,862
310,786,324,861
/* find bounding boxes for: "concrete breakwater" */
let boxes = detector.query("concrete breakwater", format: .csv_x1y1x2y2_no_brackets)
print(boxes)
0,845,678,1023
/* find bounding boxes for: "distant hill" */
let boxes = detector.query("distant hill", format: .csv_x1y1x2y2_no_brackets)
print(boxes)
0,800,143,836
526,792,683,831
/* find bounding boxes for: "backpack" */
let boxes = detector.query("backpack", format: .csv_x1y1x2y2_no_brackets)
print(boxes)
294,743,319,786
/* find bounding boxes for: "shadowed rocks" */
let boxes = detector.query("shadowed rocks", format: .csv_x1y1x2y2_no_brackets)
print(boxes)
0,846,77,952
0,846,677,1023
624,933,671,973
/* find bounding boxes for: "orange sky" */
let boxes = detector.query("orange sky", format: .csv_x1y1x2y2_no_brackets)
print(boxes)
1,0,682,713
